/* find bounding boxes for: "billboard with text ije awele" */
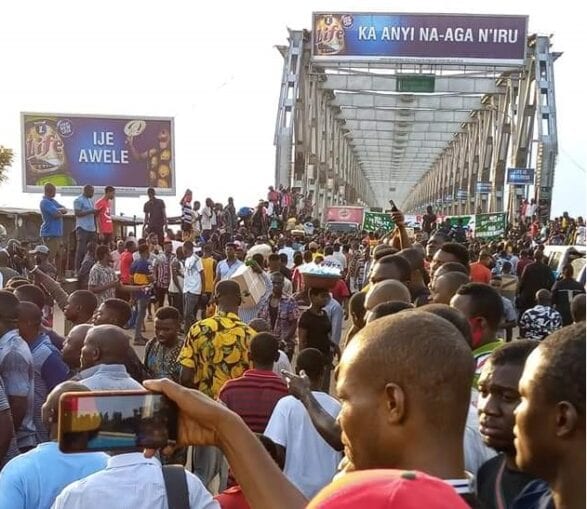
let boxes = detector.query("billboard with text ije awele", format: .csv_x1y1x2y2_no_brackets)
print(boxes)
312,12,527,65
22,113,175,196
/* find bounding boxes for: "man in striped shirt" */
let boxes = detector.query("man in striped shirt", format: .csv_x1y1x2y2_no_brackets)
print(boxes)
218,332,288,433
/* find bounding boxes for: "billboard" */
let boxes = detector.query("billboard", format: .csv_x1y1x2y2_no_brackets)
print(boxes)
312,13,527,65
22,113,175,196
325,206,364,224
506,167,535,185
363,211,394,232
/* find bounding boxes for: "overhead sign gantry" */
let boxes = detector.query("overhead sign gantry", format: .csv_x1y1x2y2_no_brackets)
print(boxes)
274,12,558,221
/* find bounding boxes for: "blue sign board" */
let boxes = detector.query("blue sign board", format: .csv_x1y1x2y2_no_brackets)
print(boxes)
476,181,492,193
506,168,535,185
312,13,527,65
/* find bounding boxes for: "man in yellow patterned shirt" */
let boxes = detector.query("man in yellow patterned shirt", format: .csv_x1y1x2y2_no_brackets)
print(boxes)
178,279,254,398
178,279,255,488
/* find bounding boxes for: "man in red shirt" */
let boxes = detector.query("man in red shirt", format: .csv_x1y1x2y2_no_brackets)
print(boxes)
95,186,115,246
119,240,136,287
469,251,492,284
218,332,288,433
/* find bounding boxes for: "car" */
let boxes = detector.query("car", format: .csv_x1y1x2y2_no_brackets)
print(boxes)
543,245,586,282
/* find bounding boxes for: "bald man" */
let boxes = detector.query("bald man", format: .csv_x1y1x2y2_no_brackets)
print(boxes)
0,381,108,509
78,325,142,390
364,280,411,322
366,301,413,323
17,301,70,442
62,324,93,371
336,312,477,503
430,271,470,305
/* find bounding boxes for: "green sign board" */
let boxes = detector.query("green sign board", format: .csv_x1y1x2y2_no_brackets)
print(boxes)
363,211,394,232
445,215,474,228
396,75,435,93
474,213,506,239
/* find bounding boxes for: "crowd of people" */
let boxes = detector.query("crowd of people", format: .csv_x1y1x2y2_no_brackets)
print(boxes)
0,183,584,509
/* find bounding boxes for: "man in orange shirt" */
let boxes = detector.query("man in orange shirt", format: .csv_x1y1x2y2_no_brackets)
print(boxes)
469,251,492,284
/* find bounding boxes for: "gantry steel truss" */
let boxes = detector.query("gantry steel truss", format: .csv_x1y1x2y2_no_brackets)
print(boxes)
275,29,559,221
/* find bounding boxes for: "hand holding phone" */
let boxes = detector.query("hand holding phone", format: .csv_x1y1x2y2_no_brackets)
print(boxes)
58,390,178,454
389,199,398,212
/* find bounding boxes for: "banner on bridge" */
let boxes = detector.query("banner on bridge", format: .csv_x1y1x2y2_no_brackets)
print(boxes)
363,211,395,232
312,13,527,65
474,212,507,239
21,113,175,196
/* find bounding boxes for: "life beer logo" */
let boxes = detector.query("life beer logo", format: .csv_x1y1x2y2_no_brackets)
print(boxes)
314,14,353,55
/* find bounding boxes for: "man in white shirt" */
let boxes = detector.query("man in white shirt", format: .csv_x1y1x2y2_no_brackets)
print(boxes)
215,243,244,283
322,246,344,273
264,348,342,499
52,452,218,509
110,240,125,272
182,241,203,330
278,240,296,269
332,243,347,272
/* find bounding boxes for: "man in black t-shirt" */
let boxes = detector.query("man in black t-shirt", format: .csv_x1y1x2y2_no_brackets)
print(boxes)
143,188,167,245
476,341,539,508
551,264,585,326
297,287,339,391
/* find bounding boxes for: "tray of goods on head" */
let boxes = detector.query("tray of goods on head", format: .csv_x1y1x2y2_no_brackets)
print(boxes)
301,266,341,290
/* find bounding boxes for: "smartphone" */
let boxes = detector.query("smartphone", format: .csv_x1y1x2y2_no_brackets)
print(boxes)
58,390,178,454
388,199,398,212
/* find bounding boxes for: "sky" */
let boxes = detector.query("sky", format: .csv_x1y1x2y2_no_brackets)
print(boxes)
0,0,584,219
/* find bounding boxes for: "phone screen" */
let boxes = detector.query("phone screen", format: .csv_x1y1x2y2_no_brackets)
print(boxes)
58,391,178,454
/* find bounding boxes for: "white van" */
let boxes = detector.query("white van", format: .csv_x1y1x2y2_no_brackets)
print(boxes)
543,245,586,283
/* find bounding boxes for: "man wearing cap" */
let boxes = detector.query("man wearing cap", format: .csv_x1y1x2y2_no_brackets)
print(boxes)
179,279,255,488
39,183,67,273
30,245,57,281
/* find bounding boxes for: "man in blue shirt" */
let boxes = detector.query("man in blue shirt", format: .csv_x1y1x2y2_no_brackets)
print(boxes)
39,183,67,271
73,185,97,272
0,381,108,509
17,302,70,442
0,291,37,453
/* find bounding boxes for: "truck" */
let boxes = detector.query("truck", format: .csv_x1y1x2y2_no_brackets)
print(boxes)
324,206,365,234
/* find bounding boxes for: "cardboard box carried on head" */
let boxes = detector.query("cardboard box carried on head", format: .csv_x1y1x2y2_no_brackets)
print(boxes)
230,265,267,309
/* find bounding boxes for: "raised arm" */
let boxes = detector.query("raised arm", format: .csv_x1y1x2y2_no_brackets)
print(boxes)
283,370,343,451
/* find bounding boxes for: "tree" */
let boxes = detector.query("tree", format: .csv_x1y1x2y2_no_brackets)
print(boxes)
0,146,14,184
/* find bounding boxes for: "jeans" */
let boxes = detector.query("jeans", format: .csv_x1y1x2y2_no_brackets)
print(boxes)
75,228,97,271
168,292,183,317
183,292,201,330
134,298,149,339
191,445,227,491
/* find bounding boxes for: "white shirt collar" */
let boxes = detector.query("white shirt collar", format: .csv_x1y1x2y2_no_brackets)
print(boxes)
107,452,161,469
